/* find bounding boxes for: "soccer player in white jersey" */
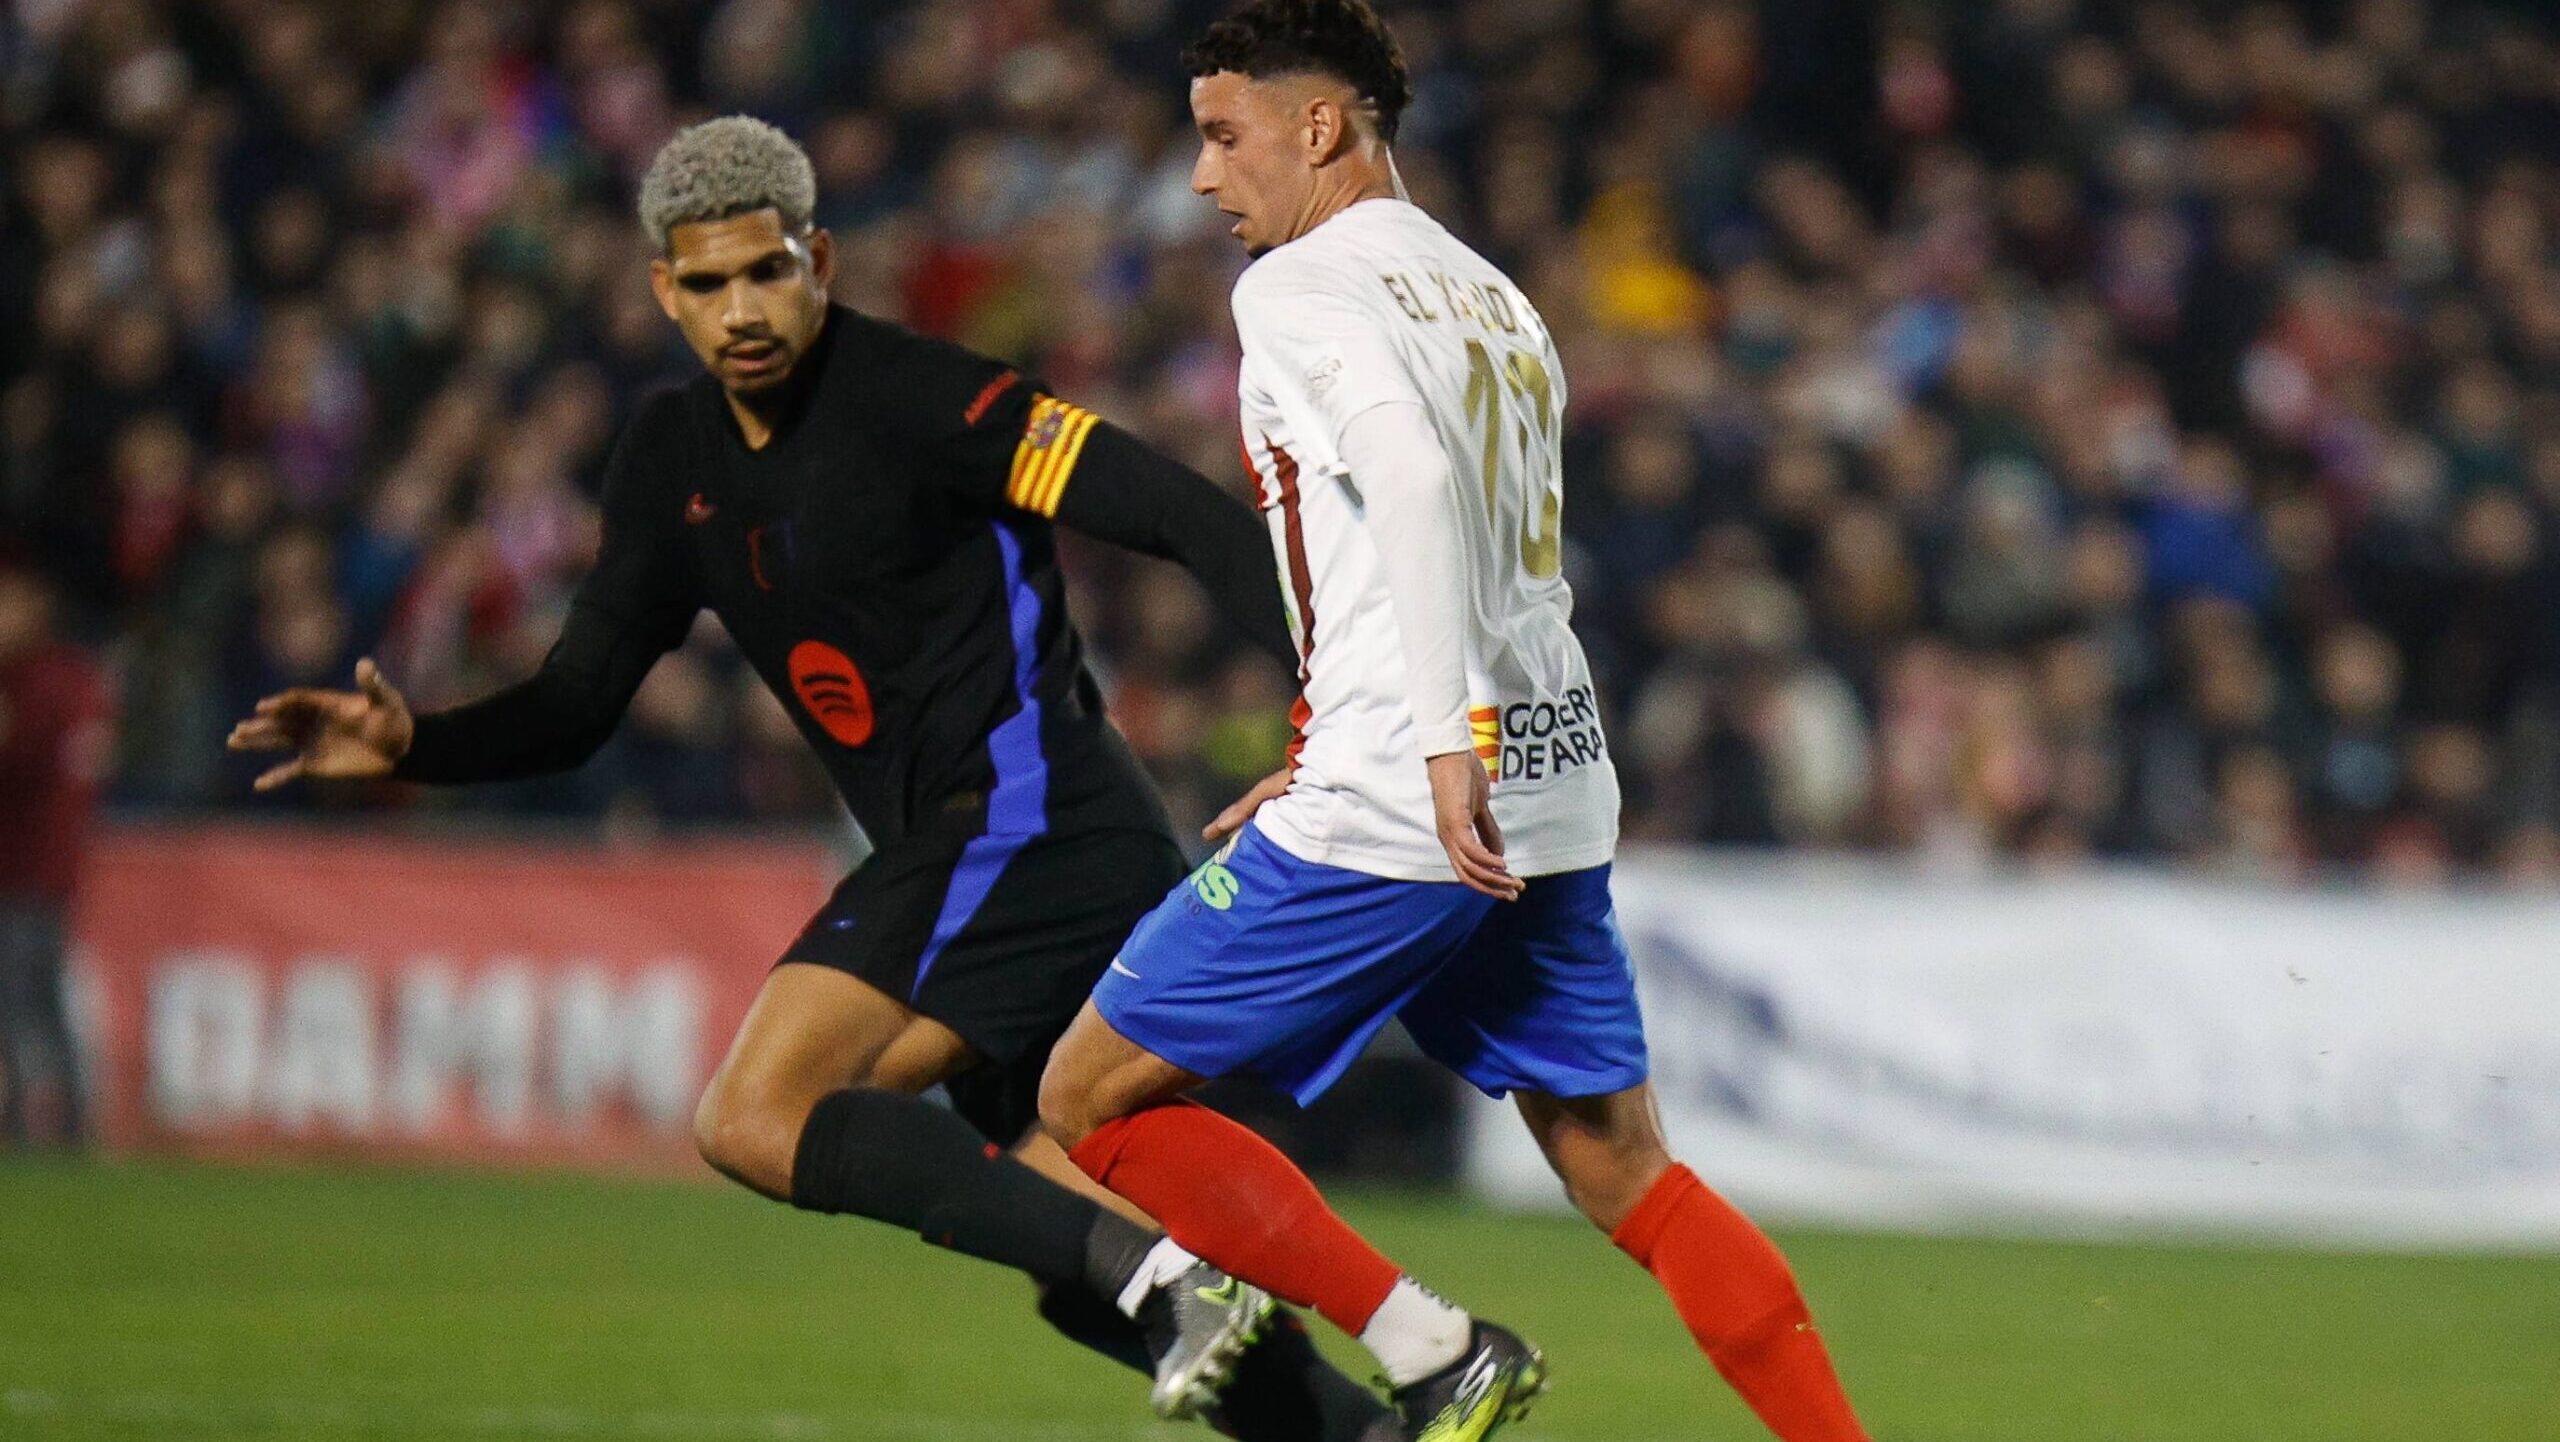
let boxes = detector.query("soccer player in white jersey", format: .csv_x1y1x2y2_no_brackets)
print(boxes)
1041,4,1870,1441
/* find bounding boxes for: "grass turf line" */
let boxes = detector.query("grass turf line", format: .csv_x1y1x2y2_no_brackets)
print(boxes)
3,1158,2552,1442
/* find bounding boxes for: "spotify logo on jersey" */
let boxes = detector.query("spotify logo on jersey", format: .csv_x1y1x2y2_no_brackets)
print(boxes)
788,640,875,747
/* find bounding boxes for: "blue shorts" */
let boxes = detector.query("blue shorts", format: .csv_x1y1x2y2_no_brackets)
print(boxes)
1094,824,1650,1106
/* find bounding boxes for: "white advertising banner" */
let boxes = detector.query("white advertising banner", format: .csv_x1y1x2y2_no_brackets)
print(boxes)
1463,852,2560,1248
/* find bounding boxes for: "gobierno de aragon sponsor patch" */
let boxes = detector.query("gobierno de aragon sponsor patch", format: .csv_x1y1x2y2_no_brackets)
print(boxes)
1482,685,1607,785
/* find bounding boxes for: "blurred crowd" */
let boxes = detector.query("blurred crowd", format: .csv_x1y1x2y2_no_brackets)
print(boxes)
6,0,2560,886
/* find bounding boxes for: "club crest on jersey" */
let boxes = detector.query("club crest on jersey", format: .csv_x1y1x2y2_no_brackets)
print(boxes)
684,492,716,524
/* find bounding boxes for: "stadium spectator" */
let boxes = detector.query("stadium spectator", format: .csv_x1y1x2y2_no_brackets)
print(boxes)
0,555,111,1148
5,0,2559,885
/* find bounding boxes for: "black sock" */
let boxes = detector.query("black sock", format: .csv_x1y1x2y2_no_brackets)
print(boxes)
1215,1310,1397,1442
1083,1204,1160,1307
1036,1279,1156,1375
787,1089,1389,1435
789,1088,1156,1297
1036,1287,1392,1442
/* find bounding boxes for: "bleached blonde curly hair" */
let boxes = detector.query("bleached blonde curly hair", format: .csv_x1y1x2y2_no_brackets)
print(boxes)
637,115,816,253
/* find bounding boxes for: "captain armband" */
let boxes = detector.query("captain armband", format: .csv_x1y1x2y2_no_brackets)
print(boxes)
1004,395,1103,517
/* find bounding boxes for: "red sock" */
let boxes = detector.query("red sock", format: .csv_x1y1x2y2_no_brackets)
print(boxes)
1070,1100,1401,1336
1612,1164,1869,1442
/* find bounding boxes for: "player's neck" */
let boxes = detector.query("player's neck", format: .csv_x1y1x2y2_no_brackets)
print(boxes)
727,393,776,450
724,307,830,450
1291,158,1401,244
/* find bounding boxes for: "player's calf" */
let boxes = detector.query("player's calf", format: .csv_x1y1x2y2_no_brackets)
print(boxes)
1053,1064,1552,1437
1513,1087,1674,1233
1519,1087,1869,1442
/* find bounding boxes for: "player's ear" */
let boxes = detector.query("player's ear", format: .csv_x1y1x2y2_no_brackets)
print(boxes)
1309,90,1371,167
1303,94,1341,163
805,227,835,293
648,257,680,322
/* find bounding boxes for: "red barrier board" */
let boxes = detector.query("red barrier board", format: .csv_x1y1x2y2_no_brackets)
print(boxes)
71,826,832,1172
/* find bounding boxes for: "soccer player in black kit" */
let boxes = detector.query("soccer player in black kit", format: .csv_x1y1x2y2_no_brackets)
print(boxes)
229,116,1388,1441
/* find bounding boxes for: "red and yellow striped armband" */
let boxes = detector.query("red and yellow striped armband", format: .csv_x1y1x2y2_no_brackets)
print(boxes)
1005,395,1102,517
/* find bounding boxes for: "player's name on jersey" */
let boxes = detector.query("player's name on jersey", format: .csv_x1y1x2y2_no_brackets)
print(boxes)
1478,685,1607,786
1378,268,1524,336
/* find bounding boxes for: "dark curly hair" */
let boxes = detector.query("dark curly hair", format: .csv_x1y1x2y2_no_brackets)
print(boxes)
1184,0,1412,143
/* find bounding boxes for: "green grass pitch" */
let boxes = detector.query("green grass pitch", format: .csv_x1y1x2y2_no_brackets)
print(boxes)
3,1158,2551,1441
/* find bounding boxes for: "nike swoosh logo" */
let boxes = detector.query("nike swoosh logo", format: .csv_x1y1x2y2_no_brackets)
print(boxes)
1195,1277,1241,1306
1109,959,1142,979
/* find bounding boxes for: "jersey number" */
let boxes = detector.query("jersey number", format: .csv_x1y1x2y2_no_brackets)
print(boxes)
1462,338,1563,579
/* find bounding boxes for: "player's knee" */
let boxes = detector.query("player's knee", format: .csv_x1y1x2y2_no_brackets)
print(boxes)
691,1078,800,1196
1557,1136,1674,1233
690,1084,748,1177
1033,1080,1086,1151
1034,1066,1100,1152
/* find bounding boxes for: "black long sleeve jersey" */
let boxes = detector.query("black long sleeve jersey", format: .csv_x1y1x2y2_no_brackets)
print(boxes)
397,305,1292,849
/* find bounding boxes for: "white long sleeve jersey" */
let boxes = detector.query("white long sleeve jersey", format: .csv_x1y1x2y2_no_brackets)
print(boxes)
1235,198,1618,882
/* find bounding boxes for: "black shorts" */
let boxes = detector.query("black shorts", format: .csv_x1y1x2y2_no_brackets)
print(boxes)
780,825,1187,1144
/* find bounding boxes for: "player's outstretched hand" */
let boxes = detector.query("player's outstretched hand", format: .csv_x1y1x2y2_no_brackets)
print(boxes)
1204,766,1293,844
1425,751,1523,901
226,657,416,792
